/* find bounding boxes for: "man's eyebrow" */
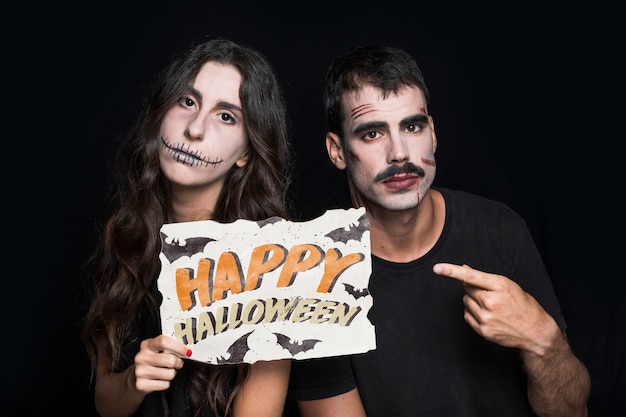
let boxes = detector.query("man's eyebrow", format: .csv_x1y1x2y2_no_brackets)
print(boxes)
400,114,429,125
353,121,389,136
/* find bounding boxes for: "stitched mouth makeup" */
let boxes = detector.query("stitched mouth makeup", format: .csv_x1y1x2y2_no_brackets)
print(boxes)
161,137,224,167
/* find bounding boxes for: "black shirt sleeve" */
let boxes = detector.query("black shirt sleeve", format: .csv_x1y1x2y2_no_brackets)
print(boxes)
288,355,357,401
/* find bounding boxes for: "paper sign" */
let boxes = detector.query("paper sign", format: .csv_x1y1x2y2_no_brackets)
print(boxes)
158,207,375,364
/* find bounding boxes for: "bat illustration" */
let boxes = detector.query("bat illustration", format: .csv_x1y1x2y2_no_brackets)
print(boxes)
160,232,215,263
343,283,370,299
256,216,285,228
216,331,253,364
324,213,369,244
273,332,321,355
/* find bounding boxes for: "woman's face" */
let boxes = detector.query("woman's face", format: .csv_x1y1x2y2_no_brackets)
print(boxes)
159,61,249,192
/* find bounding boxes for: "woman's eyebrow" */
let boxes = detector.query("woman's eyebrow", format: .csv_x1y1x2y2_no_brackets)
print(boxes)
216,101,243,113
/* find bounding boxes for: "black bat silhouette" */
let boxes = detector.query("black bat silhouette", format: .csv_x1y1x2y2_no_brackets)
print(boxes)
273,332,321,355
160,232,215,263
256,216,284,228
324,213,369,244
217,331,253,364
343,283,370,299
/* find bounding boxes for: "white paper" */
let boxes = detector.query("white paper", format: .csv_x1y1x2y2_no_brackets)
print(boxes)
158,208,375,364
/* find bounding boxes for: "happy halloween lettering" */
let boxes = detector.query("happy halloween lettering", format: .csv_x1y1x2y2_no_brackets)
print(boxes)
174,297,362,345
175,243,365,311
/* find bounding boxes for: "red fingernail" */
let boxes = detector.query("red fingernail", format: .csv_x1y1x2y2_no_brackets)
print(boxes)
186,349,192,357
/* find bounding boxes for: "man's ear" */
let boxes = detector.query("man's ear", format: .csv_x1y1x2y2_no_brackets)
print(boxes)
429,115,437,153
236,151,249,167
326,132,347,170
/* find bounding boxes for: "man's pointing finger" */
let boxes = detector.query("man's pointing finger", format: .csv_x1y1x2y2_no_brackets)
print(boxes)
433,263,490,289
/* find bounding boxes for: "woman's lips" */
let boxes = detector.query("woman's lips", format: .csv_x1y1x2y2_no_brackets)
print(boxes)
171,149,204,165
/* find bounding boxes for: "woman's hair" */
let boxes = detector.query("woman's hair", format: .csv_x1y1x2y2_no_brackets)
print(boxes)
82,37,293,416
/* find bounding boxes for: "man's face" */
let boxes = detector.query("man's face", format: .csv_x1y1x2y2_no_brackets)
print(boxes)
330,85,437,212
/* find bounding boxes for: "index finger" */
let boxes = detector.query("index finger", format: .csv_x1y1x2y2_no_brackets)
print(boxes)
432,263,495,290
153,334,193,358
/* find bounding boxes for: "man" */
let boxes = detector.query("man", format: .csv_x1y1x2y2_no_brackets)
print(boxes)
287,45,590,417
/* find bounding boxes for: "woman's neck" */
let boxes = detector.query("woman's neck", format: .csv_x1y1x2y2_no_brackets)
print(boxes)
168,184,220,223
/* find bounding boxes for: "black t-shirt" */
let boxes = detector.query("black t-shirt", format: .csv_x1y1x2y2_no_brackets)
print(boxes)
288,188,565,416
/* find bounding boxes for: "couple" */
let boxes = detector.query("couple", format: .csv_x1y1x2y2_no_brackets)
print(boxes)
81,37,590,417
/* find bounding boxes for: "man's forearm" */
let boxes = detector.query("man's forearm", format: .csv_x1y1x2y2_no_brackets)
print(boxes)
522,331,590,417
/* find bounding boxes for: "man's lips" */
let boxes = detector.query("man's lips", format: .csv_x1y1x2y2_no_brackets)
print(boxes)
382,175,419,190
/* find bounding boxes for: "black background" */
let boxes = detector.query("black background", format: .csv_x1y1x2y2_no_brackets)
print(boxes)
7,2,624,415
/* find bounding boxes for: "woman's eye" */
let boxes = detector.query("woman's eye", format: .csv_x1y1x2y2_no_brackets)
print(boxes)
219,112,235,123
180,97,196,108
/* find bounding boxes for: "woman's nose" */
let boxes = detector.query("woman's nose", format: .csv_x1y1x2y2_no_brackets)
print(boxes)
185,114,207,141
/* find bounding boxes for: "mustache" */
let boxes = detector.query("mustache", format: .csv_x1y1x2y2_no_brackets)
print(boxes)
374,162,425,182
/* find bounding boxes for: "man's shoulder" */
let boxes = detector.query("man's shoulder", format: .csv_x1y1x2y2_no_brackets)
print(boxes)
437,187,502,205
436,187,520,218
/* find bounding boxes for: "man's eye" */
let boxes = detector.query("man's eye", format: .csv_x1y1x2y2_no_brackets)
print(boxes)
365,131,379,140
406,124,422,133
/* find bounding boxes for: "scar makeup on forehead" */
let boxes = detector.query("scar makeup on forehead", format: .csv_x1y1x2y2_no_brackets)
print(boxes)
351,104,376,120
161,137,224,167
421,157,436,167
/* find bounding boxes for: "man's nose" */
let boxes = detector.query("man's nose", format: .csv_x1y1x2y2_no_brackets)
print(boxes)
387,133,409,164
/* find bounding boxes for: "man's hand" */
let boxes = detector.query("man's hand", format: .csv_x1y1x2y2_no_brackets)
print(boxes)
432,263,557,352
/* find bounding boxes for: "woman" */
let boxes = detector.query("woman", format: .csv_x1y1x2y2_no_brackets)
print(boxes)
82,37,293,417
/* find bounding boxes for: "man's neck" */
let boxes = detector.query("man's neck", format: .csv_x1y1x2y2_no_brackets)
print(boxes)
367,188,445,263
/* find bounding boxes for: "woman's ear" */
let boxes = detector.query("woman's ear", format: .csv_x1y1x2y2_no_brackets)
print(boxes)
326,132,347,170
236,151,249,167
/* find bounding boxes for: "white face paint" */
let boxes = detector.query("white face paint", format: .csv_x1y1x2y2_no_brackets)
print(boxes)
339,85,437,212
159,62,248,192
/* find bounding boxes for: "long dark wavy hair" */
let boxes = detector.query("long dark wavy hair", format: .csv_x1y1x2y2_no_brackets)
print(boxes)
82,37,293,416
